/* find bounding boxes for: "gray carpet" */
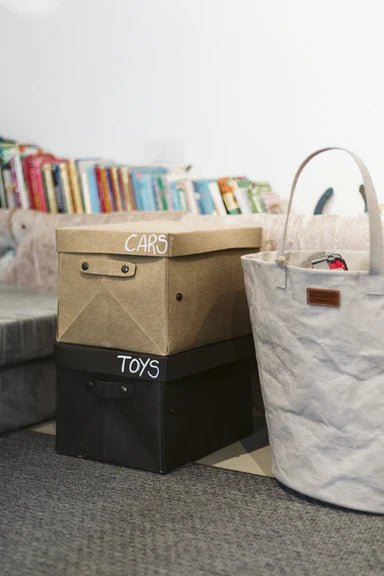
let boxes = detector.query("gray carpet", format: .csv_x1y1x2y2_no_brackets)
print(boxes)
0,432,383,576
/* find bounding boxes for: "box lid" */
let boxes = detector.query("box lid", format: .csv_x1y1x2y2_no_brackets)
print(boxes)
56,221,262,257
54,336,255,382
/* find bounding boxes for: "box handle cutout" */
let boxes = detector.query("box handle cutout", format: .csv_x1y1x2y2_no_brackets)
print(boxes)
87,379,134,398
80,258,136,278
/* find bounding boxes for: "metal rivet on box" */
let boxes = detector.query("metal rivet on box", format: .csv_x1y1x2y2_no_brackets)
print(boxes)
82,262,89,271
176,293,183,301
121,386,128,394
121,265,129,274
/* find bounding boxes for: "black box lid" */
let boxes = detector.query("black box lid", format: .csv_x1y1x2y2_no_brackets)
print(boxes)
54,336,255,383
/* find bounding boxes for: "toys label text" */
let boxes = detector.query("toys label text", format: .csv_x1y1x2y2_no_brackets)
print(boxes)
117,354,160,380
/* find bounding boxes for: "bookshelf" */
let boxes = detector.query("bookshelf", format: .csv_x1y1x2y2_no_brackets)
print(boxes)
0,137,281,215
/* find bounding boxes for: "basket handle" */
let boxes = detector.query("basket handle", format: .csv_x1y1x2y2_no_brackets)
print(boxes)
275,147,384,295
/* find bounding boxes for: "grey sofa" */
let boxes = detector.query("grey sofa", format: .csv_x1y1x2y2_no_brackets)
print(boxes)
0,284,56,433
0,208,376,433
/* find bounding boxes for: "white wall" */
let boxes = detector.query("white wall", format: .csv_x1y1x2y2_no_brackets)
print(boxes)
0,0,383,215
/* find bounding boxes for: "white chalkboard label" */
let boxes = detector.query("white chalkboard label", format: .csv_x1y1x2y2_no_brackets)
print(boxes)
124,233,169,255
117,354,160,379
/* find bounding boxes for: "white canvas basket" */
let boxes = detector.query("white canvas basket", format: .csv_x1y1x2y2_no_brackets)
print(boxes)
242,147,384,513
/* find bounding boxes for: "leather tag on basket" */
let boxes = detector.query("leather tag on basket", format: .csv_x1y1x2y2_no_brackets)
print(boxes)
307,288,340,308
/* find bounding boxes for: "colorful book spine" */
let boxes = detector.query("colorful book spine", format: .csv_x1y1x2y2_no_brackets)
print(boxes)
118,167,128,210
11,154,29,208
119,167,135,211
10,157,22,208
175,179,188,211
167,178,180,211
86,165,101,213
0,139,17,208
59,162,74,214
106,167,117,212
144,174,157,211
261,187,281,213
79,160,102,212
233,178,252,214
68,160,84,213
208,181,227,215
94,166,106,212
131,171,146,210
80,170,92,214
0,166,6,208
51,163,65,213
99,166,113,212
181,178,199,214
0,144,25,209
130,171,143,210
2,169,16,208
29,160,48,211
17,155,29,208
22,156,34,209
218,178,241,215
247,181,265,213
151,175,167,210
165,176,173,210
192,180,203,213
41,164,58,213
152,176,162,211
157,176,169,210
193,180,216,214
110,166,123,211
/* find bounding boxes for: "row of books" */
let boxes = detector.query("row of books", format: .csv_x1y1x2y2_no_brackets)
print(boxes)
0,137,281,214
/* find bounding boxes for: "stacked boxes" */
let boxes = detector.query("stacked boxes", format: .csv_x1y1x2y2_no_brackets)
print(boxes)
55,221,262,472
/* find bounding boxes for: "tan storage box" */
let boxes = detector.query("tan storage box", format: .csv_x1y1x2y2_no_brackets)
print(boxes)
56,221,261,356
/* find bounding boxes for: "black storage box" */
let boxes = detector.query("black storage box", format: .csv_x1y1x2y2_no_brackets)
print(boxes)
55,337,254,473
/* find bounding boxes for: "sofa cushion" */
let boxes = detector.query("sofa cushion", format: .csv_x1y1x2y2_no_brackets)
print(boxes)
0,284,56,367
0,358,56,433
